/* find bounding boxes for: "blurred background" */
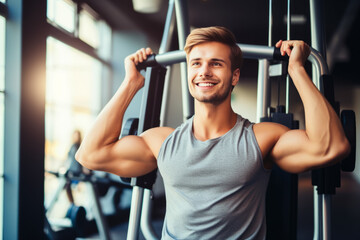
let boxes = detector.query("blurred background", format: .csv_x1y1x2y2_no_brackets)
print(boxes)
0,0,359,239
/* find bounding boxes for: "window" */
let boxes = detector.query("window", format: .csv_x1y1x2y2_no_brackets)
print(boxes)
45,37,104,214
78,6,112,60
44,0,112,221
0,15,5,239
45,37,102,172
79,7,99,49
47,0,76,33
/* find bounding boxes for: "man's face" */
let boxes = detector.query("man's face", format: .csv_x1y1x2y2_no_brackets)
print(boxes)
187,41,239,105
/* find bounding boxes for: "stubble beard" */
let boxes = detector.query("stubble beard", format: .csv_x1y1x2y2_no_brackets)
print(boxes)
192,79,233,105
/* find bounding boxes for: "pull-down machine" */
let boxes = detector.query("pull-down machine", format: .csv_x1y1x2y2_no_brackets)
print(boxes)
119,0,356,240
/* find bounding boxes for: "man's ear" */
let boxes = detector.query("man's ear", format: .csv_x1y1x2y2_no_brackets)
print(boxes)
232,68,240,86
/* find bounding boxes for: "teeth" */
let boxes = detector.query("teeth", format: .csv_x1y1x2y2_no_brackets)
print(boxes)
197,83,215,87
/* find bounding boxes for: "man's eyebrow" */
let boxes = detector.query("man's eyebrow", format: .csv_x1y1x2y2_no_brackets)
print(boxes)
189,57,201,62
189,58,226,62
210,58,226,63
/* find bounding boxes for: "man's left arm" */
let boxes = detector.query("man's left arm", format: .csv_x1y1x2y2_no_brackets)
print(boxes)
269,40,350,173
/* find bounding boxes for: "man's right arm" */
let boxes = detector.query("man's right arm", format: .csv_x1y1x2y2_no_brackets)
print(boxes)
76,48,169,177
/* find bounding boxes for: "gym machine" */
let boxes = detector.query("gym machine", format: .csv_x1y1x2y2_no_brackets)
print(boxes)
309,1,356,240
44,168,130,240
119,0,356,240
261,1,299,238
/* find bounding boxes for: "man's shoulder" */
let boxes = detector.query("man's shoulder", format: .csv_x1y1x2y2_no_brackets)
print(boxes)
253,121,289,131
142,127,175,141
250,122,289,164
253,122,289,138
140,127,175,159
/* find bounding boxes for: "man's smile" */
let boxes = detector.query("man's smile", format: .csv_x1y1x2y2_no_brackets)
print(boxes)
197,82,216,87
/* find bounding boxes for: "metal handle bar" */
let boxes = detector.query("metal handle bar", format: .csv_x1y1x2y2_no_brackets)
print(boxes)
136,44,328,76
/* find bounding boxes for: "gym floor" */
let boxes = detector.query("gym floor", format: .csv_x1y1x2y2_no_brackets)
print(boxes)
88,172,360,240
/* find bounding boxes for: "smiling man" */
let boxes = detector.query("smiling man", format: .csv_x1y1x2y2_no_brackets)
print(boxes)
76,26,350,239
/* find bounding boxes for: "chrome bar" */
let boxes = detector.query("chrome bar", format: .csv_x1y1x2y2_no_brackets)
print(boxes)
154,45,278,67
256,59,271,122
127,186,144,240
159,0,176,55
159,0,176,126
140,1,176,239
268,0,273,47
140,189,158,240
313,188,319,240
285,0,291,113
175,0,193,121
154,45,327,73
88,183,112,240
322,194,332,240
310,1,330,239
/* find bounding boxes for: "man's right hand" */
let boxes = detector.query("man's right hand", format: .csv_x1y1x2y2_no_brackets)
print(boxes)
124,47,154,91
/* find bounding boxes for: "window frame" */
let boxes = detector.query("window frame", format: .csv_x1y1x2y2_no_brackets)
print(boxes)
0,4,6,240
46,1,110,67
2,0,113,239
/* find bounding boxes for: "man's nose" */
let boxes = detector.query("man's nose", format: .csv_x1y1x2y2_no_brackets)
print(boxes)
199,64,212,78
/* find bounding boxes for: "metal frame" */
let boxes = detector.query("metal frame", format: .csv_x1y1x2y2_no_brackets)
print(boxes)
125,44,328,240
47,24,111,67
310,1,334,240
125,1,331,240
4,0,47,239
140,1,177,240
126,65,167,240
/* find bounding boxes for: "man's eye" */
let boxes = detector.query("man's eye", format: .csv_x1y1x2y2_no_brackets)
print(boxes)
192,62,200,66
212,62,221,66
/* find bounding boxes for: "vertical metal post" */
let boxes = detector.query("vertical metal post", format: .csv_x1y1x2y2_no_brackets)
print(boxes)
310,1,329,239
89,183,112,240
159,0,176,54
140,189,158,240
313,188,320,240
127,186,144,240
159,0,176,126
140,1,175,239
322,195,332,240
174,0,193,121
285,0,291,113
310,0,326,57
256,0,273,123
268,0,273,47
310,0,326,93
256,60,270,122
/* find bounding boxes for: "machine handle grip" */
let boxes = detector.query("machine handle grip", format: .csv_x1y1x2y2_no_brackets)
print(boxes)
136,54,158,71
273,47,290,61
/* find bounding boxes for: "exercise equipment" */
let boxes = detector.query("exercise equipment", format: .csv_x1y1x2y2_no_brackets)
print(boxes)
308,1,356,240
121,47,326,240
44,170,88,240
341,110,356,172
44,167,129,240
118,1,356,240
262,2,299,237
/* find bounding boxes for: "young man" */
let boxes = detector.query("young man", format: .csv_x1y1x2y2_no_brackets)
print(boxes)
76,26,350,239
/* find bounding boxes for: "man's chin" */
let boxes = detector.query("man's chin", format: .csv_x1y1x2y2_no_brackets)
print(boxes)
195,96,228,105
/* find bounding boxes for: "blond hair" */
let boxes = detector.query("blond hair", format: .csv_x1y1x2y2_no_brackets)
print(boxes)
184,26,243,71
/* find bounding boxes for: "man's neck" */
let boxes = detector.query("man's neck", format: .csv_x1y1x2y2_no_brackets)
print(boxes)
193,100,237,141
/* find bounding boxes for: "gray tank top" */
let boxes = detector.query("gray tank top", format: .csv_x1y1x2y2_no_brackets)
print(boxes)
157,115,271,240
